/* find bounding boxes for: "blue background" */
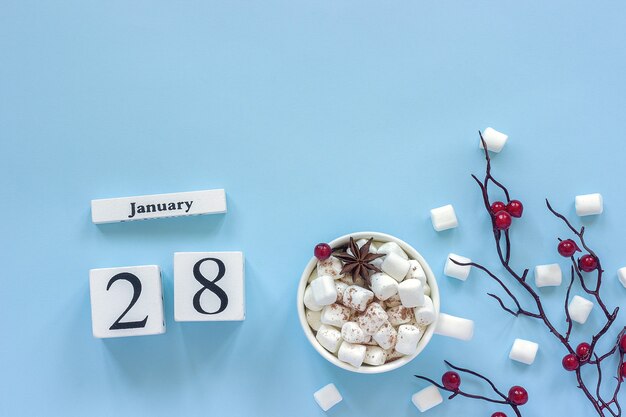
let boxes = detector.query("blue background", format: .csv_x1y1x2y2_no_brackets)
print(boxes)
2,1,626,416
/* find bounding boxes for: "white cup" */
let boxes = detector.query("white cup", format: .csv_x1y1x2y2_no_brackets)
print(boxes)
296,231,440,374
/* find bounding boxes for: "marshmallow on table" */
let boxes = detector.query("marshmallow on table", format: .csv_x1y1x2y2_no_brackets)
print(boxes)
430,204,458,231
311,275,337,306
509,338,539,365
569,295,594,324
306,309,322,331
320,304,352,328
387,305,414,326
304,286,323,311
370,273,398,301
314,383,343,412
382,253,411,282
534,263,562,287
373,321,398,350
377,241,409,260
575,193,603,216
395,324,422,355
413,296,436,326
316,324,343,353
412,385,443,412
317,256,344,280
338,341,367,368
398,279,425,307
341,322,371,344
434,313,474,341
618,267,626,288
364,346,387,366
444,253,472,281
479,127,508,153
343,285,374,312
357,303,388,334
406,260,427,284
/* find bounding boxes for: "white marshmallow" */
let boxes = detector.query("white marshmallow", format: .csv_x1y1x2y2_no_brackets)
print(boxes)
534,263,562,287
569,295,594,324
509,338,539,365
338,341,367,368
306,308,322,331
479,127,508,153
398,279,425,308
335,281,348,303
311,275,337,306
343,285,374,312
385,293,402,308
304,285,323,311
370,273,399,301
357,303,388,334
430,204,458,231
364,346,387,366
575,193,603,216
406,260,427,284
313,383,342,412
413,296,436,326
387,305,414,326
315,324,343,353
341,322,371,344
395,324,422,355
444,253,472,281
385,347,405,362
423,283,431,297
320,304,352,328
377,241,408,260
618,267,626,288
434,313,474,341
317,256,344,279
382,253,411,282
412,385,443,412
373,321,397,349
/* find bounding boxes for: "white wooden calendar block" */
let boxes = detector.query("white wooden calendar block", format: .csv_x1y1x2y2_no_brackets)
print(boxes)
91,189,227,224
174,251,245,322
89,265,165,338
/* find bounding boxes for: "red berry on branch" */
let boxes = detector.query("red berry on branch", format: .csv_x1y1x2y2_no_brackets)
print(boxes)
576,343,591,362
491,201,506,215
621,363,626,380
442,371,461,390
314,243,332,260
562,354,580,371
506,200,524,218
508,386,528,405
558,239,580,257
620,335,626,352
494,211,512,230
578,254,598,272
492,413,507,417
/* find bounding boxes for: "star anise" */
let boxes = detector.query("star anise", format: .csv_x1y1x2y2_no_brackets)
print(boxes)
334,237,385,284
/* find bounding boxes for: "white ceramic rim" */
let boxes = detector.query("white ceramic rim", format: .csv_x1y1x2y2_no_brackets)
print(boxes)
296,231,440,374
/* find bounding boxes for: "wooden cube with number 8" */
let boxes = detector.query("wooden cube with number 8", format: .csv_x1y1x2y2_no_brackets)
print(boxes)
174,252,245,322
89,265,166,338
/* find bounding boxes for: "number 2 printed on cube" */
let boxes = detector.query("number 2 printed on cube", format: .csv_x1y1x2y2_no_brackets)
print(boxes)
174,252,245,322
89,265,166,338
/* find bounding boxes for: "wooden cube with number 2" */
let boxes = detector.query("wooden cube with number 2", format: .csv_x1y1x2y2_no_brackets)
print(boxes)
174,252,245,322
89,265,166,338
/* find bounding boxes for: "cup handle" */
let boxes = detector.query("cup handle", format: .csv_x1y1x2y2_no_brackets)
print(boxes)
433,312,474,341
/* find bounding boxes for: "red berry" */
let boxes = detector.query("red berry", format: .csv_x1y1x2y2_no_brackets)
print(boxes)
494,211,512,230
621,363,626,379
506,200,524,218
562,354,580,371
492,413,508,417
558,239,579,257
578,254,598,272
491,201,506,215
441,371,461,390
576,343,591,362
508,386,528,406
314,243,332,260
619,335,626,352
